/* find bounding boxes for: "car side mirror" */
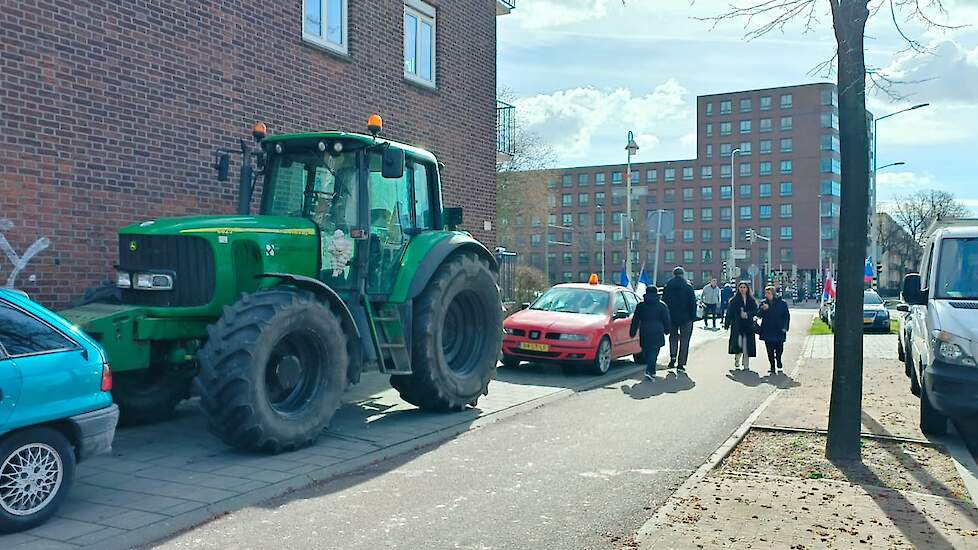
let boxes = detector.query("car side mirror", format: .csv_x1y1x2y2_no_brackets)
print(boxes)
896,303,910,313
902,273,926,306
444,207,464,230
521,302,530,310
614,310,630,319
382,147,405,179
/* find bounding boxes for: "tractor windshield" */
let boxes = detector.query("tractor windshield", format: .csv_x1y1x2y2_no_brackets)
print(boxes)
261,149,359,232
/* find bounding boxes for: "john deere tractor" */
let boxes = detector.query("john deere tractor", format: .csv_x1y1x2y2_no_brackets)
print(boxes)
61,118,502,453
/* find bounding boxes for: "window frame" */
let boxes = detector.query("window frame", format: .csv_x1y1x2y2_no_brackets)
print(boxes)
0,299,80,359
303,0,349,56
403,0,437,88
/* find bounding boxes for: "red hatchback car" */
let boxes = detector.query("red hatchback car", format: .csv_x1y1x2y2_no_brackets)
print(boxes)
502,283,642,374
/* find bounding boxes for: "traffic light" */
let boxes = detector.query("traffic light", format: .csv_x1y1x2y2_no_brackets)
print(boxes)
745,228,754,242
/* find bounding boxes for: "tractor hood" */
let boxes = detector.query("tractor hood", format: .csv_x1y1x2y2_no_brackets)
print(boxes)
120,215,317,237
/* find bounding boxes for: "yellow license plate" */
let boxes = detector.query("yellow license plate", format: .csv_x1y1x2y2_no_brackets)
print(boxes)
520,342,550,352
863,318,873,324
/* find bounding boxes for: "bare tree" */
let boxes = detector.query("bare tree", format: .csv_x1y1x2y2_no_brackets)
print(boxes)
513,265,549,308
691,0,959,460
890,189,969,264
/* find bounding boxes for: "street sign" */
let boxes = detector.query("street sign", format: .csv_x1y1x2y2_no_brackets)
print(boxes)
732,249,748,260
646,210,674,237
748,264,759,277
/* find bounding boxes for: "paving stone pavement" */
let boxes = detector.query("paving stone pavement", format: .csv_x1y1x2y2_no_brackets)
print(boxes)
3,329,726,550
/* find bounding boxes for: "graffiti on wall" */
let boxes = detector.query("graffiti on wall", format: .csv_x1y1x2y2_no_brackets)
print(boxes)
0,218,50,288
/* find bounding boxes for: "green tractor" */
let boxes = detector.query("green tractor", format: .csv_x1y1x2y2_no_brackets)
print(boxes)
61,117,503,453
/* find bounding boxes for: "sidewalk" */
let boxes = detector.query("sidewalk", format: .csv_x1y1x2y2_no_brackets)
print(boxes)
636,322,978,549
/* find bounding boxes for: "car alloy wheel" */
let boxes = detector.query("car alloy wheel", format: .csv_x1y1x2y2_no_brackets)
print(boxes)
0,443,64,517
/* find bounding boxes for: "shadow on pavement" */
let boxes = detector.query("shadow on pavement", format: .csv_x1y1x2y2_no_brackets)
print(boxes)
725,368,801,389
496,359,642,390
619,371,695,400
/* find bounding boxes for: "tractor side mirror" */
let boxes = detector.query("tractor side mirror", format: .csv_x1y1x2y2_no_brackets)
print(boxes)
382,147,405,179
902,273,925,306
444,207,464,230
214,151,230,182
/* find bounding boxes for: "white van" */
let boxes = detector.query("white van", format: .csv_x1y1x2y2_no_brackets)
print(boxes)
902,218,978,434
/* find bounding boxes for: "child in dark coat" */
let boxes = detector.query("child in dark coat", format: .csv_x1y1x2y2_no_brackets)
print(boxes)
630,286,672,380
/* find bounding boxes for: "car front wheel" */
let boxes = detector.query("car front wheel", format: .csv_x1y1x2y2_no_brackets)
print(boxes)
0,428,76,533
589,337,613,375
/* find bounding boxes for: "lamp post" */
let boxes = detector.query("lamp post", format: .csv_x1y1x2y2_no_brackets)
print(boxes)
871,103,927,273
625,131,640,286
876,161,905,171
729,148,741,282
818,193,824,288
598,204,606,283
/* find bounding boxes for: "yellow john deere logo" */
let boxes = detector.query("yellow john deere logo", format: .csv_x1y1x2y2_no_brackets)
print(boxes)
129,241,138,252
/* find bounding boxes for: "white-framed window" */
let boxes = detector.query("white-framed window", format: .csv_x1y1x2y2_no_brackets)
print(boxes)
404,0,436,87
304,0,348,55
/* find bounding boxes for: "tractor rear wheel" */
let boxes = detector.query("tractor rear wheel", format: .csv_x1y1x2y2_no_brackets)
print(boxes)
114,368,192,425
391,253,502,411
196,289,349,453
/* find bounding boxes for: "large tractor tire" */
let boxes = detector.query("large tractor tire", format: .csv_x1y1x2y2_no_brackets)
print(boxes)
196,289,349,453
391,253,502,411
114,368,192,425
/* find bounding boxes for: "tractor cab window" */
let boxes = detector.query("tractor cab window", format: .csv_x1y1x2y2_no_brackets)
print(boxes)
367,151,412,294
412,161,433,230
261,149,359,233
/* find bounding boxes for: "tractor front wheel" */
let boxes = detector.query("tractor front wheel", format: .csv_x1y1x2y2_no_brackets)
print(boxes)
391,253,502,411
196,289,349,453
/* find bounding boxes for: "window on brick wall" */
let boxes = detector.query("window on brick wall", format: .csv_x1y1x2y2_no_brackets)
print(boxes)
304,0,348,54
404,0,436,86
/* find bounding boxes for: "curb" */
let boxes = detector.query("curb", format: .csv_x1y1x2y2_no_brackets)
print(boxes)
634,332,809,545
943,424,978,506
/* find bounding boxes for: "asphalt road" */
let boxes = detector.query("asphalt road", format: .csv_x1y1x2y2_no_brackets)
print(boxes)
152,320,809,550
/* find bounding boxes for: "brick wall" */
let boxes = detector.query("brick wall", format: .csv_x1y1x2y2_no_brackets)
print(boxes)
0,0,497,307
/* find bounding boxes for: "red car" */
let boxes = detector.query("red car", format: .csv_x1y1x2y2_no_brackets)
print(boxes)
502,283,642,374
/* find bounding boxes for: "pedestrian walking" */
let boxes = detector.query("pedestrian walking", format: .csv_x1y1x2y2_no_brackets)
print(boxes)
724,281,758,370
757,285,790,374
700,278,721,329
629,286,672,380
719,281,734,323
662,266,697,371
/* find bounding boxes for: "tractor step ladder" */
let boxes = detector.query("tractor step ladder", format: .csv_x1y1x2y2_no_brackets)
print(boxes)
368,303,412,375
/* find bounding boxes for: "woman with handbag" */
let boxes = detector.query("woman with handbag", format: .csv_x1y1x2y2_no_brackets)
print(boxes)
724,281,758,371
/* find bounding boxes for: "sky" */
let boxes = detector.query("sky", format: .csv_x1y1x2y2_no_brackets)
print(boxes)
497,0,978,212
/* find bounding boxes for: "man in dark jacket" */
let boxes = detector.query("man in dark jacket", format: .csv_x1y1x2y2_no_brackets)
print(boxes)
757,285,791,374
662,266,697,370
630,286,672,380
719,281,734,322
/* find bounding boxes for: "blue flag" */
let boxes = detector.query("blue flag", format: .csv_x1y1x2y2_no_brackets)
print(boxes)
864,256,874,283
618,262,631,288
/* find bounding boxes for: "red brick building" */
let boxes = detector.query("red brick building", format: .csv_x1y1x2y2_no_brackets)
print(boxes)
0,0,511,307
505,83,847,295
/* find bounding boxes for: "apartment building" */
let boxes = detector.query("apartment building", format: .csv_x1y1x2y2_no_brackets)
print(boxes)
1,0,513,307
503,83,853,294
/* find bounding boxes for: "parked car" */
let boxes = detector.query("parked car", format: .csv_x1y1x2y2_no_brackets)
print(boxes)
819,299,834,323
0,289,118,532
502,283,641,374
862,289,891,332
904,218,978,435
896,302,913,371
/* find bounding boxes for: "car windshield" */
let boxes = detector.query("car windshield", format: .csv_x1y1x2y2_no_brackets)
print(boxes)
260,147,360,232
935,237,978,300
529,288,609,315
864,292,883,305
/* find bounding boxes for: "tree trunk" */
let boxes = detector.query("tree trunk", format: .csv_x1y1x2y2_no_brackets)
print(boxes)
826,0,871,461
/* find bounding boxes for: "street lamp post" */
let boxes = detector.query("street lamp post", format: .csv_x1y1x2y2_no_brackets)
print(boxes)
598,204,606,283
818,193,824,287
870,103,928,275
729,148,741,282
625,131,640,286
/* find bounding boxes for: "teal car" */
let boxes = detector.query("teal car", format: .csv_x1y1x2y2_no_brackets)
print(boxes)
0,289,119,532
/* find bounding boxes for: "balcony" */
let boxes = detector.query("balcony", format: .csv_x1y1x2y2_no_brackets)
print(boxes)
497,0,515,15
496,100,515,163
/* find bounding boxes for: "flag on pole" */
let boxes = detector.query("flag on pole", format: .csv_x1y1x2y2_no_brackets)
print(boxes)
864,256,875,283
618,261,631,288
635,264,650,297
823,275,836,301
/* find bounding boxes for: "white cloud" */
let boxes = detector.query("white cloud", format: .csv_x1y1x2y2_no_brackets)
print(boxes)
679,132,697,146
876,171,935,196
509,0,615,30
882,39,978,104
514,79,692,163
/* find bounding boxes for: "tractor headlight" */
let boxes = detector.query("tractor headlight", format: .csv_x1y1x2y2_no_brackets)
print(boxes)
931,330,977,367
559,333,589,342
133,272,174,291
116,271,131,289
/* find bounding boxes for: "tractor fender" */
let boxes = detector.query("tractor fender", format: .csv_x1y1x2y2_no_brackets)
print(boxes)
256,273,364,382
406,235,499,300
